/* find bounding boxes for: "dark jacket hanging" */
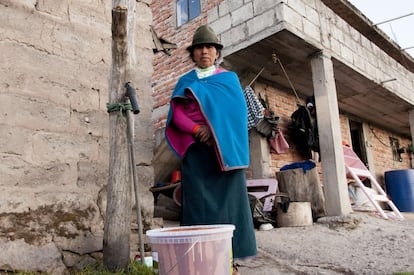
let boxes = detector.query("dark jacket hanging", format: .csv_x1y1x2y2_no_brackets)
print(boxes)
289,105,314,159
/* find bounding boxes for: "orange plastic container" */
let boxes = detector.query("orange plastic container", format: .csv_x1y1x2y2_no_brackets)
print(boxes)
170,169,181,183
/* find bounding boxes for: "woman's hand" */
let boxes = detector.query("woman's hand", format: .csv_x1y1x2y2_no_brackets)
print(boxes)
195,125,213,145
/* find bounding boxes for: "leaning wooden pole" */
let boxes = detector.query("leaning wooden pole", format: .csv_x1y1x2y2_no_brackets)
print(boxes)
103,6,132,270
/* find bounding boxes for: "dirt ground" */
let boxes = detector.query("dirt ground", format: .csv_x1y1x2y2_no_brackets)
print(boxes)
156,193,414,275
237,211,414,275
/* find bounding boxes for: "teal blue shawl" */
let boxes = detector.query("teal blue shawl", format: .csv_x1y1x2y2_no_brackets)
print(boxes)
166,70,249,171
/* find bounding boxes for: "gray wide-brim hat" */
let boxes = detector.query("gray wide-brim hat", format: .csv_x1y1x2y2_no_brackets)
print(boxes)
186,25,223,52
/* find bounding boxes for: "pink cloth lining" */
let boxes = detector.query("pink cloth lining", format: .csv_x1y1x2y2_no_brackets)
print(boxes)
171,96,207,134
171,67,226,134
168,67,227,158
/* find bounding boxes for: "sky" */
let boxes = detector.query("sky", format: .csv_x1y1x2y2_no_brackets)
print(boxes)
348,0,414,57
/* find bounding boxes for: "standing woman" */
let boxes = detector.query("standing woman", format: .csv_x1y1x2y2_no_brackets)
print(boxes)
165,25,257,265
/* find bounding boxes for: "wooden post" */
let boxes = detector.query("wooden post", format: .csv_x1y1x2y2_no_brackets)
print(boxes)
276,167,326,220
103,6,132,270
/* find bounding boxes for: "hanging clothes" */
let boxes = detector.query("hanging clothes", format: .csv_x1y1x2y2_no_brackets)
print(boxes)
243,85,265,130
269,128,290,154
306,96,320,160
289,105,314,159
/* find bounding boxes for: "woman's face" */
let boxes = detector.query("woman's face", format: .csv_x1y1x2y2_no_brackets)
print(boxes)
192,44,219,68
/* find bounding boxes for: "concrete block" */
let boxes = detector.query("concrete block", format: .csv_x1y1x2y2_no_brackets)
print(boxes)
330,25,344,42
210,14,232,35
401,74,414,94
364,60,378,80
69,110,108,138
0,94,70,133
275,3,284,22
247,9,275,37
302,0,317,9
136,1,153,25
282,5,303,32
7,0,37,9
252,0,279,16
207,5,219,22
319,17,331,49
305,5,320,26
231,3,254,27
361,36,373,53
152,104,169,126
340,44,353,65
218,0,243,16
221,23,247,48
31,131,100,164
36,0,70,18
375,67,386,83
76,160,107,188
303,19,321,43
348,26,361,43
378,51,390,67
286,0,306,18
353,52,365,72
0,125,33,157
69,0,111,25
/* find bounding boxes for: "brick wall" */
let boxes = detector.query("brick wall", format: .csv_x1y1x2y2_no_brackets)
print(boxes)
151,0,224,131
366,127,411,182
253,82,412,185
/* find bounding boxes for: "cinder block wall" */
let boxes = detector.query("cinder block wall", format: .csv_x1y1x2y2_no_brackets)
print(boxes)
208,0,413,104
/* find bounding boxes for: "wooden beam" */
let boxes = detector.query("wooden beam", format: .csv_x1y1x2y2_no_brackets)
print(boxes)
103,6,132,271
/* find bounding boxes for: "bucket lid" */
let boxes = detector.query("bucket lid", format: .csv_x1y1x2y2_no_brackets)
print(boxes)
146,224,235,244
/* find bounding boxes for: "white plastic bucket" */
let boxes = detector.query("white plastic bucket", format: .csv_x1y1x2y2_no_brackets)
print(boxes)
277,201,313,227
146,224,235,275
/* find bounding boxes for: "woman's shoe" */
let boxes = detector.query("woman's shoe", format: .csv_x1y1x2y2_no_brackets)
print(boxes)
232,263,241,275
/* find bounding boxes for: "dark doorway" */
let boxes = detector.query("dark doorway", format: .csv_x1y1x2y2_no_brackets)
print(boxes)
349,120,368,168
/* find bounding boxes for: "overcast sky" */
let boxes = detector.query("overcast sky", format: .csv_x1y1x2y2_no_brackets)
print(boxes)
348,0,414,57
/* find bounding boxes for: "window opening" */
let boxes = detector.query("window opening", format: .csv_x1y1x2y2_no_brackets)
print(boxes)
349,120,368,167
177,0,201,26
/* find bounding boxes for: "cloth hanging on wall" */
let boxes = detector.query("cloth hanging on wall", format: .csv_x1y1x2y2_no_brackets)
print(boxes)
289,105,314,159
243,85,265,130
270,128,289,154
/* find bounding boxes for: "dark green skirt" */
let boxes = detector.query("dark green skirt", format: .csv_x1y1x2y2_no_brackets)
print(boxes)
181,143,257,259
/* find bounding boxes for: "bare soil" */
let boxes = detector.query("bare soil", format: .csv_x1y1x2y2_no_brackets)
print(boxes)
157,193,414,274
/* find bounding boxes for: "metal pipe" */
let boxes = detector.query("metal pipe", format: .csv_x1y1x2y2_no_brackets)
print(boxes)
125,82,145,264
125,82,140,114
380,78,397,84
373,12,414,26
